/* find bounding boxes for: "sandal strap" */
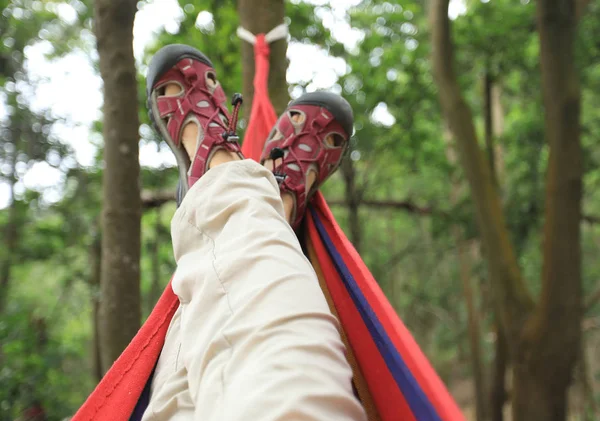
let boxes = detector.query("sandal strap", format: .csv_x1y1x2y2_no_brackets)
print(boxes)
155,60,230,145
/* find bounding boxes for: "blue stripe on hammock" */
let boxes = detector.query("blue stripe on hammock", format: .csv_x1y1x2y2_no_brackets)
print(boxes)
311,208,442,421
129,368,154,421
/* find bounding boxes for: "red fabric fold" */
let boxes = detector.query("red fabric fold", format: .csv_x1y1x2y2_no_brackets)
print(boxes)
241,34,278,160
309,194,466,421
72,283,179,421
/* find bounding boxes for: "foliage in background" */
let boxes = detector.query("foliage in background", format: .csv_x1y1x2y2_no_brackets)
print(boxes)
0,0,599,419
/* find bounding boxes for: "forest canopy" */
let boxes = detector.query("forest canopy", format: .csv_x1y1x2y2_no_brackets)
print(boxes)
0,0,599,420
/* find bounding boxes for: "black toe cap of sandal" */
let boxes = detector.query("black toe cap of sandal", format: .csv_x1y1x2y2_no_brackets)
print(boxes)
289,91,354,138
146,44,213,97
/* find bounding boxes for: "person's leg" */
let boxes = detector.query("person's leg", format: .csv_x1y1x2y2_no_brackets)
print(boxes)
171,159,364,421
143,45,365,421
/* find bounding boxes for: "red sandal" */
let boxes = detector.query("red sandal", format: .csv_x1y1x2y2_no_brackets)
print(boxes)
146,44,244,203
260,91,354,229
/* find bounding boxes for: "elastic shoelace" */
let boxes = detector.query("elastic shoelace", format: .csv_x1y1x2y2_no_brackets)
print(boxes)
269,125,313,186
222,93,243,142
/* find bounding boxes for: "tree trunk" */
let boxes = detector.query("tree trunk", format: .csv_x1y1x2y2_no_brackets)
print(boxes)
0,180,18,315
490,322,508,421
491,83,506,185
0,136,21,315
238,0,289,120
586,285,600,312
444,127,488,421
456,234,488,421
341,157,362,252
89,228,103,383
578,336,599,420
147,209,163,314
484,70,496,187
431,0,583,419
430,0,533,349
511,1,583,419
93,0,142,374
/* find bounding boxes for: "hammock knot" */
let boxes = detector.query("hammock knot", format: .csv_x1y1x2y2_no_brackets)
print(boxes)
236,23,289,46
254,34,270,58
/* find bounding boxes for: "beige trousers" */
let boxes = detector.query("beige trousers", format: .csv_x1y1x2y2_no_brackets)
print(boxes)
141,160,366,421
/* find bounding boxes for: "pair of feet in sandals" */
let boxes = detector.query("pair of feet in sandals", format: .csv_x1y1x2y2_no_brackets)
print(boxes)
147,44,354,229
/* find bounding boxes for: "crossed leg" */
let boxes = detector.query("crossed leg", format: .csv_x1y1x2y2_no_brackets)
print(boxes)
141,82,366,420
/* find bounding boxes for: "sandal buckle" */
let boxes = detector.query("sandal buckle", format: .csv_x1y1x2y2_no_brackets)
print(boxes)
273,172,287,184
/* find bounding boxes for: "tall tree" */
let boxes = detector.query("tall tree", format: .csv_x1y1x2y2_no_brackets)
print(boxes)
0,129,20,315
0,0,72,314
0,98,65,315
238,0,289,117
523,0,582,418
430,0,583,419
93,0,142,373
445,131,489,421
341,157,363,252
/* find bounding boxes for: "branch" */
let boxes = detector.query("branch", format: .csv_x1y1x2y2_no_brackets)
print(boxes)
576,0,592,21
328,199,434,215
583,316,600,332
140,185,600,227
585,284,600,312
139,189,600,225
535,0,583,358
139,187,436,216
141,190,176,210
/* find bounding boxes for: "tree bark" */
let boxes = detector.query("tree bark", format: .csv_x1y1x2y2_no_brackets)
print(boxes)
586,284,600,312
0,180,18,315
456,233,488,421
89,228,103,383
341,157,362,252
93,0,141,373
431,0,583,419
484,70,496,186
444,126,489,421
238,0,289,120
576,0,593,20
578,336,599,420
511,1,583,419
0,135,21,316
430,0,533,344
490,322,508,421
147,209,163,314
491,83,506,185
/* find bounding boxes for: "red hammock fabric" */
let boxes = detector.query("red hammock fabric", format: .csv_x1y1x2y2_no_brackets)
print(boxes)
73,34,465,421
73,283,178,420
241,34,277,160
